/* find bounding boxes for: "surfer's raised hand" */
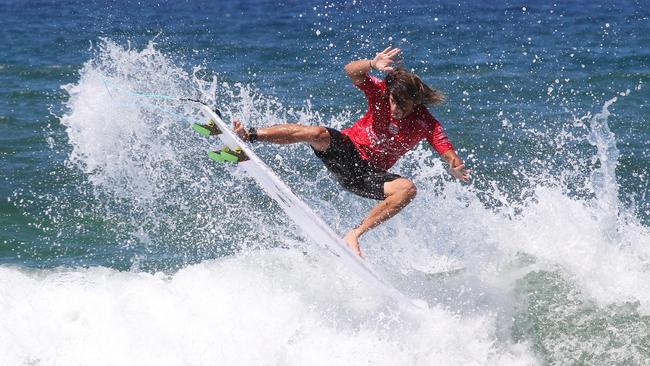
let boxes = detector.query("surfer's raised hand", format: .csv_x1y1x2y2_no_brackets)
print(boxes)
372,46,402,72
344,46,402,84
232,119,250,141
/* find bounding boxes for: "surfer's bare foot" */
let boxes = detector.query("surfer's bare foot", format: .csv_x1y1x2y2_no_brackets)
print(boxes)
232,119,249,141
344,230,362,257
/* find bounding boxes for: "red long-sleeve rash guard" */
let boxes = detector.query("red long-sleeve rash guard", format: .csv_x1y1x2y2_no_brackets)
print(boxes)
341,75,454,171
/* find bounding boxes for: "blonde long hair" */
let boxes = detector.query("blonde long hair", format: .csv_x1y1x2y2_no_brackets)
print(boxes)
384,68,446,108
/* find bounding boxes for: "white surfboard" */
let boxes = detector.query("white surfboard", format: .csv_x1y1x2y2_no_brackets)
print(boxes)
198,105,417,308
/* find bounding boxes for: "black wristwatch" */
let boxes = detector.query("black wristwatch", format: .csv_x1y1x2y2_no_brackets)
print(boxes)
247,127,258,143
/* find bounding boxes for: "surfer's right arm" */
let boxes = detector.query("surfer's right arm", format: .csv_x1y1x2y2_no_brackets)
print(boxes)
344,46,401,85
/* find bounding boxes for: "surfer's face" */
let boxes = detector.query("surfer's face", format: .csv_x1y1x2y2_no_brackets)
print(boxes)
389,93,415,120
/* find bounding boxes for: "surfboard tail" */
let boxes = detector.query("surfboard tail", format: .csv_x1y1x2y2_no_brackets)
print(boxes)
192,105,417,309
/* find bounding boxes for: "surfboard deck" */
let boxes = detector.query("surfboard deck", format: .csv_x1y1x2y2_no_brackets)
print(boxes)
193,105,417,308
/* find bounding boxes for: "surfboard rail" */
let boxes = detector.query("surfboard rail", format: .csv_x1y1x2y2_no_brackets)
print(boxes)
199,105,417,308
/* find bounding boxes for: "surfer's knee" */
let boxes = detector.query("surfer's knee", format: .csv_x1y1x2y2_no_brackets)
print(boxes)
385,178,417,202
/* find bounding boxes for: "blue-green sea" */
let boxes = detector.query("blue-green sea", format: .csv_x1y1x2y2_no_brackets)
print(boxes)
1,1,649,365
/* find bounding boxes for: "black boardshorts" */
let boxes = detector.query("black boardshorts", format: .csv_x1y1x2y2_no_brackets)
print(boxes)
312,128,402,200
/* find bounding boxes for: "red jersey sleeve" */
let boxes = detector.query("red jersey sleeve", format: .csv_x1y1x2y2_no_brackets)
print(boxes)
354,74,385,104
418,112,454,156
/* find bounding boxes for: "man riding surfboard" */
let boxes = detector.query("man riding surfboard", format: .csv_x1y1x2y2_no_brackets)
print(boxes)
233,47,470,256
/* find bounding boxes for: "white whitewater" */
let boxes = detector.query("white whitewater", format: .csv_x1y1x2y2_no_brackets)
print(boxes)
3,40,649,365
200,106,420,310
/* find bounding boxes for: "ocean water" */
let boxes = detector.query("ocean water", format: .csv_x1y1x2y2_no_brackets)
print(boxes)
1,0,649,365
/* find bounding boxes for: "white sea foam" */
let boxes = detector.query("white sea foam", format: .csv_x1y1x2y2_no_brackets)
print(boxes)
0,250,537,366
27,40,650,363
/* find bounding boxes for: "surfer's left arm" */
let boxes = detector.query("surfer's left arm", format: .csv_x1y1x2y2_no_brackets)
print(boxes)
442,149,470,182
427,119,470,182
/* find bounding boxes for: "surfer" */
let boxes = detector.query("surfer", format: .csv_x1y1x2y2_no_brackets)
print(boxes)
233,46,470,256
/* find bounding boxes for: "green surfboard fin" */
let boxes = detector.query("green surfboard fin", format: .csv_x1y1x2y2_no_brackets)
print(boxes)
192,120,222,137
207,147,249,164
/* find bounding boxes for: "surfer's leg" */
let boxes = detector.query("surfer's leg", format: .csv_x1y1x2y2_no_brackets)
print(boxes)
254,124,331,151
344,178,417,256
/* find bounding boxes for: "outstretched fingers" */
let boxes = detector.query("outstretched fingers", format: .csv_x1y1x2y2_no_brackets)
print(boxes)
373,47,402,72
380,46,401,58
387,47,401,58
